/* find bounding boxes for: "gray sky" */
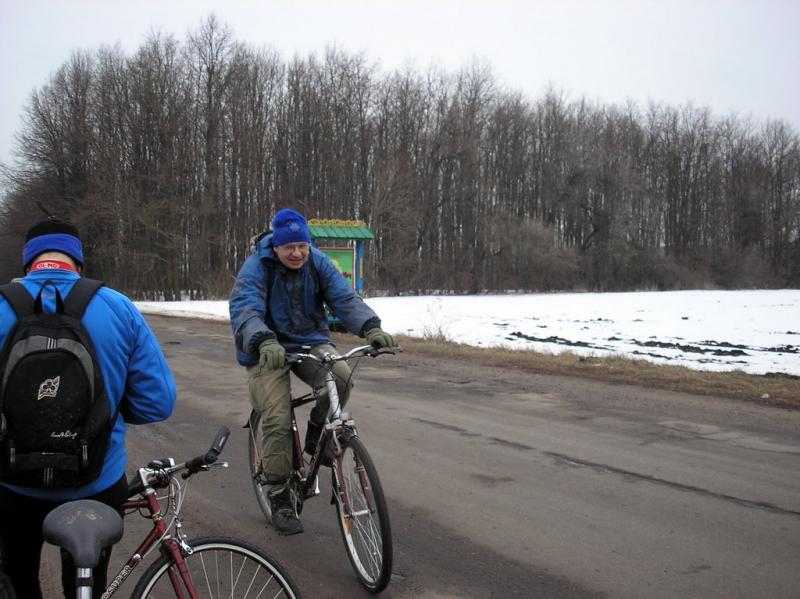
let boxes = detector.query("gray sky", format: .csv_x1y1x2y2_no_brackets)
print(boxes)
1,0,798,170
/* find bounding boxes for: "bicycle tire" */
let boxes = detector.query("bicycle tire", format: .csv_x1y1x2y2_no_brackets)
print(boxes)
332,435,393,593
247,410,274,524
130,536,301,598
0,570,16,599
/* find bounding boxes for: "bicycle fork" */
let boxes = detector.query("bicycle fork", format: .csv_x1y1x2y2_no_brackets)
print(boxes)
332,441,377,525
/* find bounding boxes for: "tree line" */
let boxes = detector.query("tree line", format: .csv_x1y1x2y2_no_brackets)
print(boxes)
1,15,798,299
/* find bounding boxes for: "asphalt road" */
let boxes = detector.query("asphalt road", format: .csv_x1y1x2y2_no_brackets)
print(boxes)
42,315,800,598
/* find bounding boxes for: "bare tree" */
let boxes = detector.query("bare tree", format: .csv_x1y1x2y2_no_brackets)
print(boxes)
2,15,798,292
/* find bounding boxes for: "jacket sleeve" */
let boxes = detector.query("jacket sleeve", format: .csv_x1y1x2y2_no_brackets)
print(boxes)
120,302,176,424
229,254,274,355
315,252,380,336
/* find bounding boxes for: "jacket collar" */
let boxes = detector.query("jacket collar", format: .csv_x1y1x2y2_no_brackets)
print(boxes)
25,269,81,281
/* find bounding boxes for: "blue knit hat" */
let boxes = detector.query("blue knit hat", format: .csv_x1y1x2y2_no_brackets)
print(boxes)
23,217,84,270
271,208,311,247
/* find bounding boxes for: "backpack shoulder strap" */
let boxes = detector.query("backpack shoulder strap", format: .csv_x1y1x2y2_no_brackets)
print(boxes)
265,259,275,295
0,282,34,318
64,278,104,319
251,229,270,250
310,250,326,294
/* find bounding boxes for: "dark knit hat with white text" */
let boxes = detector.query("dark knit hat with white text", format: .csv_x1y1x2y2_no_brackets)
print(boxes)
23,217,84,270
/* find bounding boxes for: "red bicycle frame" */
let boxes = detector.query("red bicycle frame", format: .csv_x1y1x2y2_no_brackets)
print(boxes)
102,490,197,598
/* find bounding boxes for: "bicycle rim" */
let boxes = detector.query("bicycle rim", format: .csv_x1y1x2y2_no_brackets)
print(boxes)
332,436,393,593
130,536,301,598
248,410,274,523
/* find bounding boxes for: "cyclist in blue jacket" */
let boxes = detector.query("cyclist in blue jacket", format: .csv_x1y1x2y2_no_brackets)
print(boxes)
0,217,176,598
229,208,396,535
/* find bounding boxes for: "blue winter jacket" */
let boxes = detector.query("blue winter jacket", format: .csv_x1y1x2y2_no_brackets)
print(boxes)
229,233,380,366
0,268,176,500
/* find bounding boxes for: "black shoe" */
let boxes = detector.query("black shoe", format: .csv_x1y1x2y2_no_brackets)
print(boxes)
304,420,322,455
305,420,334,467
320,445,333,468
268,487,304,535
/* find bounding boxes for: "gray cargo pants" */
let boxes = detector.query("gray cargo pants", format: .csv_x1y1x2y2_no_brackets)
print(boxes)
247,343,353,484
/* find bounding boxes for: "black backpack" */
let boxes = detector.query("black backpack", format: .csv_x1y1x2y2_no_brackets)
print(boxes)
0,278,116,488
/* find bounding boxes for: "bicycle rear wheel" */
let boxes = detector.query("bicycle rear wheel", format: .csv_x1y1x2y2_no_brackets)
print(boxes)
130,536,301,598
0,570,16,599
332,435,392,593
247,410,273,523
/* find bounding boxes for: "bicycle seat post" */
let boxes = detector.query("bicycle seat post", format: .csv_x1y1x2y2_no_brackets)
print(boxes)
42,499,124,599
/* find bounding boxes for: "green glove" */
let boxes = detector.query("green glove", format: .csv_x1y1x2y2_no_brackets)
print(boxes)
258,338,285,370
365,327,397,349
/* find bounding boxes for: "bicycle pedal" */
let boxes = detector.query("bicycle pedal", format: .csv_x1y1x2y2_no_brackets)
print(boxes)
304,476,321,498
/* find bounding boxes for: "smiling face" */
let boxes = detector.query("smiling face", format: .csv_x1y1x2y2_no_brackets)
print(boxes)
274,242,310,270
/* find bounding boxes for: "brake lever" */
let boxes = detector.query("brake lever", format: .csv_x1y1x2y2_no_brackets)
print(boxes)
181,461,228,479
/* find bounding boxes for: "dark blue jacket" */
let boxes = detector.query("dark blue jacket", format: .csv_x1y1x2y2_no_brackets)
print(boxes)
229,233,380,365
0,269,176,500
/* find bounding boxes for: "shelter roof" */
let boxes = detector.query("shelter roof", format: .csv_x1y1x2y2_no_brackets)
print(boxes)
308,219,374,240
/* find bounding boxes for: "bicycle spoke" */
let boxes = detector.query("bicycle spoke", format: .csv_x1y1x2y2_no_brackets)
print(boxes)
350,513,382,575
136,539,299,598
196,550,216,596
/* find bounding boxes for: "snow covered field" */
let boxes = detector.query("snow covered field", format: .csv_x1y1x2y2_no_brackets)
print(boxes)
136,289,800,377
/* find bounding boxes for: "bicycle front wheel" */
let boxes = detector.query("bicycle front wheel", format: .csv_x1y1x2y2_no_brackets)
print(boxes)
247,410,273,523
131,536,301,598
332,435,393,593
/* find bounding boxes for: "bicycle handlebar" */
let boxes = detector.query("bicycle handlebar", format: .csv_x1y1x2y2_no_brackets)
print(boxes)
184,425,229,474
286,344,396,365
127,426,231,497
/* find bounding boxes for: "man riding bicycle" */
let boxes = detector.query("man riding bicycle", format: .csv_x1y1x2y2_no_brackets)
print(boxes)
229,208,396,535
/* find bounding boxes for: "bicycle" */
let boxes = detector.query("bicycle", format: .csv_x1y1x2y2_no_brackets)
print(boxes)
43,426,302,598
247,344,395,593
0,570,14,599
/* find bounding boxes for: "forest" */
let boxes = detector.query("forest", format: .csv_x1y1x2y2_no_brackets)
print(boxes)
1,15,798,299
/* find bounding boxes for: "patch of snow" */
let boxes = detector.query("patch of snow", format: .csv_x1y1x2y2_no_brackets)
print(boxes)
136,289,800,377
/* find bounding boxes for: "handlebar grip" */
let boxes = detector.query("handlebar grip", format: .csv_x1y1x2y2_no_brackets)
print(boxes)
127,476,144,498
210,426,230,455
184,454,208,474
185,426,230,474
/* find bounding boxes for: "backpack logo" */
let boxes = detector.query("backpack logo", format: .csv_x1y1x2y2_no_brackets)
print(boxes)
38,376,61,400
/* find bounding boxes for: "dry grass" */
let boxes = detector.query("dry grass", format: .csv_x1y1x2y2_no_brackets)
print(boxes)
386,334,800,410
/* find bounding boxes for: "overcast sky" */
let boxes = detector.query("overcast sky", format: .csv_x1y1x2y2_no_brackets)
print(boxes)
1,0,798,170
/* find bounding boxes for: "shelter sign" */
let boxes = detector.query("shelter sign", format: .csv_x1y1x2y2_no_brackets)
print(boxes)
320,247,356,288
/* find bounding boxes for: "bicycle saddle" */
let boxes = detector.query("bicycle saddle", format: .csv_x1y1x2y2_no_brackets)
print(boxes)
42,499,123,568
